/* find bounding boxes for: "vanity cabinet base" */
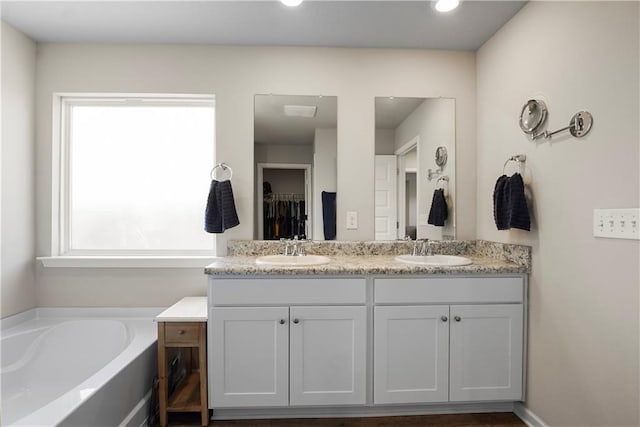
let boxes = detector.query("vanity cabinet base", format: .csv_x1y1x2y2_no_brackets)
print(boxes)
209,402,519,421
208,274,527,413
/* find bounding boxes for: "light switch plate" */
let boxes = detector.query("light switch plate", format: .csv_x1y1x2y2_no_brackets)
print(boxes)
593,208,640,239
346,211,358,230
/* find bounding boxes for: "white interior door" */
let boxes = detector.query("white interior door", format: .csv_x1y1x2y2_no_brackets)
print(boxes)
374,305,450,404
375,155,397,240
210,307,289,407
289,306,367,406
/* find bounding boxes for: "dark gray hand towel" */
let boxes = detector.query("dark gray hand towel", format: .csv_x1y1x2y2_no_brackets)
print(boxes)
493,173,530,231
205,180,240,233
321,191,337,240
428,188,448,227
493,175,509,230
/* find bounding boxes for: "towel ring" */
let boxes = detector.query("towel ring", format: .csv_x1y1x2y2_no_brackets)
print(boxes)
436,175,449,191
210,162,233,180
437,175,449,187
503,155,526,175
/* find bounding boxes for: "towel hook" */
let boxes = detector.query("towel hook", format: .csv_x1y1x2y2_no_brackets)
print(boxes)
210,162,233,180
503,155,526,175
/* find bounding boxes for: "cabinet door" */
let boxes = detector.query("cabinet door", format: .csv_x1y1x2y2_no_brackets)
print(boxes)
449,304,523,402
374,306,450,404
289,306,367,406
210,307,289,407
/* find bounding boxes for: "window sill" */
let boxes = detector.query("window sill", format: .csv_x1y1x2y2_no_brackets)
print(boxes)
37,256,219,269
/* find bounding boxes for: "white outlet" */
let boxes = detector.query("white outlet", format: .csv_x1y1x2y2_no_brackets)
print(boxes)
346,211,358,230
593,208,640,240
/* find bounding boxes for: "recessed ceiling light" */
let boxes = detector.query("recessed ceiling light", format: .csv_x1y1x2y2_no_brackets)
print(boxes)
280,0,303,7
284,105,317,118
434,0,460,13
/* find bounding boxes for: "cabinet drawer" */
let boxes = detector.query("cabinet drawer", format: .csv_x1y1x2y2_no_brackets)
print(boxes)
163,322,201,345
210,278,367,305
374,276,524,304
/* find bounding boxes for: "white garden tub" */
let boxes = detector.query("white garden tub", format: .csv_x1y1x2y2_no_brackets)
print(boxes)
1,308,160,427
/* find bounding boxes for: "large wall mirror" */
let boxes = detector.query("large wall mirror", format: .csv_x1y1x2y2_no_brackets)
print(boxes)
374,97,456,241
254,94,337,241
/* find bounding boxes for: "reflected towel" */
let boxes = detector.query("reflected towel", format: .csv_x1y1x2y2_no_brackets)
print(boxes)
205,180,240,233
427,188,448,227
493,173,530,231
321,191,337,240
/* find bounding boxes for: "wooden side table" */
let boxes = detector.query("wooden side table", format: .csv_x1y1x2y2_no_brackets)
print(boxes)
157,297,208,427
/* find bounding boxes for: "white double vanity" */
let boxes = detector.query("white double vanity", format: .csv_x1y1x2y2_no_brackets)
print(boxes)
205,240,530,419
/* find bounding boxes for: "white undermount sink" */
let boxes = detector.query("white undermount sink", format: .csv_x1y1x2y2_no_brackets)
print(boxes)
255,254,331,266
394,254,473,266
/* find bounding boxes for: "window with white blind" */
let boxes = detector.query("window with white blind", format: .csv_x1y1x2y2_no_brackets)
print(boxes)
57,95,215,256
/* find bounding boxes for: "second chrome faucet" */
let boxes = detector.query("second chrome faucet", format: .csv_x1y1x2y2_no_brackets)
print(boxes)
411,238,433,256
281,236,307,256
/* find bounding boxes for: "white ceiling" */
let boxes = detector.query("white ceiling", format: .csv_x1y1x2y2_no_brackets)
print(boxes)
3,1,526,146
1,1,526,50
255,95,443,145
375,97,425,129
254,94,337,145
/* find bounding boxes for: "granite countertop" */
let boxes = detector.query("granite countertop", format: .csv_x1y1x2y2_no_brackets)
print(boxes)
204,254,527,276
204,240,531,276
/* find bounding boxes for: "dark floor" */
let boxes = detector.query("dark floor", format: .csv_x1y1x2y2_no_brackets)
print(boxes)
163,412,526,427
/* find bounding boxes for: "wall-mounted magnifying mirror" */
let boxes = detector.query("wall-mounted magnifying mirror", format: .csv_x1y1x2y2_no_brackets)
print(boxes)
519,99,547,135
435,146,448,167
374,97,456,241
254,94,337,241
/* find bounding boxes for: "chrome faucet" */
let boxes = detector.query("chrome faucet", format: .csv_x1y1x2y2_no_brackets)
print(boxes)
297,241,306,256
424,240,433,256
280,238,293,256
411,239,432,256
281,236,307,256
411,239,421,256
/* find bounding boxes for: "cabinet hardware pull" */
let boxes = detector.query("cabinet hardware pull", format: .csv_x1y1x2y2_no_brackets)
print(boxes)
178,330,185,335
293,318,300,324
279,319,285,325
454,316,461,322
441,316,448,322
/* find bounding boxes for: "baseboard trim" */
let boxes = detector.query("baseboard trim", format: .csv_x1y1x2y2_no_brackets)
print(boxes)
212,402,515,420
513,402,548,427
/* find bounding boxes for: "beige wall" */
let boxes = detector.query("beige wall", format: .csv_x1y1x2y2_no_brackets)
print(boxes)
1,22,37,317
395,98,456,240
254,143,314,165
34,44,475,306
375,128,395,155
477,2,639,425
313,128,337,241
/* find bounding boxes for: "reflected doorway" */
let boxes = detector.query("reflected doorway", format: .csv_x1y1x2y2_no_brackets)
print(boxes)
257,163,311,240
396,138,418,240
